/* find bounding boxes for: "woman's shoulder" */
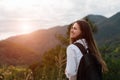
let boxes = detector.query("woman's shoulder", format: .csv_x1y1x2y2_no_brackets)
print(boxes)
67,44,80,57
67,43,83,59
67,44,79,51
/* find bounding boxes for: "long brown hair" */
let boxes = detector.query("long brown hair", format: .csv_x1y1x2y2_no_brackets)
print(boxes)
69,20,108,72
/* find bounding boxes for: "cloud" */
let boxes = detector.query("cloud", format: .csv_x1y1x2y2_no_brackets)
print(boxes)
67,0,120,18
0,0,120,39
1,0,120,22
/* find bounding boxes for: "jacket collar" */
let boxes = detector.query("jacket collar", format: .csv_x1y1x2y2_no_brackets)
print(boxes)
74,38,88,48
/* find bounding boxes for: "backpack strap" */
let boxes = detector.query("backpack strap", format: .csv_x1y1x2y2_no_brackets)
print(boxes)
74,43,87,55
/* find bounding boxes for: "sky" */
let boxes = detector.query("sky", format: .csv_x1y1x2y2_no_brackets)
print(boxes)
0,0,120,40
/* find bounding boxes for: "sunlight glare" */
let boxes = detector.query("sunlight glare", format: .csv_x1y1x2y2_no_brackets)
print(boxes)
19,23,33,34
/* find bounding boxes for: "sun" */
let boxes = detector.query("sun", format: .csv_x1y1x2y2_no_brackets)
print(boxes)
19,23,33,34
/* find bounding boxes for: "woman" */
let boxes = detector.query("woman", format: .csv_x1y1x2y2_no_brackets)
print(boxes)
65,20,108,80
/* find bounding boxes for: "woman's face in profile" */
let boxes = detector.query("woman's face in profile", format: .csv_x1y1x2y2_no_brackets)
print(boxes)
70,23,82,39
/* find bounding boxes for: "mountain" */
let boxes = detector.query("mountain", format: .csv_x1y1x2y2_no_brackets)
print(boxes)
0,25,67,65
94,12,120,44
86,14,107,24
0,12,120,65
0,40,41,65
4,26,67,53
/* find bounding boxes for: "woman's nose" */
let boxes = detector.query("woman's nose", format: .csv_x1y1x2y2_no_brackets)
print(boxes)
70,28,74,33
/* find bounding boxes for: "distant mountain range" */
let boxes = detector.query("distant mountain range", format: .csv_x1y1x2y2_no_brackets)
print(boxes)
90,12,120,44
0,26,67,65
0,12,120,65
86,14,107,24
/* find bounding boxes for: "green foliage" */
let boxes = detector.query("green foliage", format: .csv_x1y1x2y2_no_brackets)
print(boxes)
55,48,66,80
28,45,67,80
0,65,31,80
102,54,120,80
101,41,120,80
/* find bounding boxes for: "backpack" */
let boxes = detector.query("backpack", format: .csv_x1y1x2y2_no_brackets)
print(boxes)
74,43,103,80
